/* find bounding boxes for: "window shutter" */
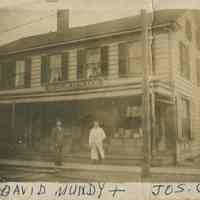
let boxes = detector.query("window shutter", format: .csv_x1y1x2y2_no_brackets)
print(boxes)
2,63,7,89
119,43,128,75
0,64,3,89
196,28,200,50
6,61,15,88
61,52,68,80
25,57,31,88
186,46,190,79
41,55,49,84
101,46,108,76
185,20,192,41
179,42,184,75
77,49,86,79
197,59,200,87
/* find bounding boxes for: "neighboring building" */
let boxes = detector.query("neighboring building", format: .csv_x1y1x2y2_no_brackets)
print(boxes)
0,9,200,165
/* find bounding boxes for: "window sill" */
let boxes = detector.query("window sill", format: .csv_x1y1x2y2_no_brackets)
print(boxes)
119,74,142,78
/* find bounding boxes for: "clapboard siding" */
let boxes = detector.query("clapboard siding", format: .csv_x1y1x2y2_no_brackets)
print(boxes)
153,33,170,83
174,76,193,97
171,10,200,161
108,43,119,79
31,56,41,88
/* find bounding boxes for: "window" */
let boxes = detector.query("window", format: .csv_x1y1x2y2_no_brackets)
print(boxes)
49,55,62,83
16,60,25,87
77,47,108,79
119,41,142,76
185,20,192,41
182,98,191,139
179,42,190,80
196,59,200,87
86,48,101,79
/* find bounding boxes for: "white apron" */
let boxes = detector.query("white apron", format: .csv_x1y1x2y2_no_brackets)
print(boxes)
89,127,106,160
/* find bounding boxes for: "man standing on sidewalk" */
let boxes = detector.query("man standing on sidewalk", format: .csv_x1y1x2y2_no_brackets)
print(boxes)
51,119,65,166
89,120,106,164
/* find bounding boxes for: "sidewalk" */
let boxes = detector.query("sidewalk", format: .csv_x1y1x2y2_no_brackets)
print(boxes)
1,158,200,181
0,158,142,182
0,158,142,173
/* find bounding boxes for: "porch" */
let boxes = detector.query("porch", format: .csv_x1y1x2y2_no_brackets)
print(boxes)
0,93,176,166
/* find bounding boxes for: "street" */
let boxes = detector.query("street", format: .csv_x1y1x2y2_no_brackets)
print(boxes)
0,168,90,182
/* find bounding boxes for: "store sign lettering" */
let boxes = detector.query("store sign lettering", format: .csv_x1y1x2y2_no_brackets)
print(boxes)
46,79,103,91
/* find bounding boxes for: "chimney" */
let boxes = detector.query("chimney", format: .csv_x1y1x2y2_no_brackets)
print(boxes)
57,9,69,33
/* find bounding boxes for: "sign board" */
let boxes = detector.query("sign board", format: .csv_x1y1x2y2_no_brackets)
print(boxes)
46,78,104,91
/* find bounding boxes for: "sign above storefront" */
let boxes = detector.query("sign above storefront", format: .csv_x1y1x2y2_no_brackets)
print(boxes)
46,78,104,91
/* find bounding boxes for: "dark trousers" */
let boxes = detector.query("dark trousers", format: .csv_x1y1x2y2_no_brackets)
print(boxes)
54,145,63,165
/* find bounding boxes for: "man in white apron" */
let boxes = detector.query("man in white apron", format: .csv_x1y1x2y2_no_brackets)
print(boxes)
89,121,106,164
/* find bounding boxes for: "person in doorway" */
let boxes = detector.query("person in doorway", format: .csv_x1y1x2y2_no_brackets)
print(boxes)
51,119,65,166
89,120,106,164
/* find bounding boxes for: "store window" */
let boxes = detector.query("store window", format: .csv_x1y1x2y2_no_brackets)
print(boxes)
16,60,25,87
182,98,191,139
119,41,142,76
196,59,200,87
185,20,192,41
49,55,62,83
113,99,143,140
179,42,190,80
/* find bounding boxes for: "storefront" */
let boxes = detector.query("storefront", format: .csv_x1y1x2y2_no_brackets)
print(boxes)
0,88,176,165
4,95,143,157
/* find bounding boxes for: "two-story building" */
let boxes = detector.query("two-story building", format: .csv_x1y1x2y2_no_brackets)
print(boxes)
0,9,199,165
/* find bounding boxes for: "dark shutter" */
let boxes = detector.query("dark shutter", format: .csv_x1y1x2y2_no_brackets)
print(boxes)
197,59,200,87
185,20,192,41
77,49,86,79
61,52,68,80
101,46,108,76
179,42,184,75
25,57,31,88
197,28,200,50
41,55,49,84
186,46,190,79
119,43,128,75
6,61,15,89
0,63,4,89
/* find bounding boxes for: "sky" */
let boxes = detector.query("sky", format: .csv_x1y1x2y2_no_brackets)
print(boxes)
0,0,200,45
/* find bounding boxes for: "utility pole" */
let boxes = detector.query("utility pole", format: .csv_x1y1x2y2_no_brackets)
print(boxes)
141,9,151,177
11,102,16,144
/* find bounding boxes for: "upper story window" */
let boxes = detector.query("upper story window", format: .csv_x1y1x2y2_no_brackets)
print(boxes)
49,55,62,83
179,42,190,80
119,41,142,77
182,98,191,140
15,60,25,87
86,48,101,78
185,20,192,42
41,52,68,84
77,46,108,79
196,59,200,87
